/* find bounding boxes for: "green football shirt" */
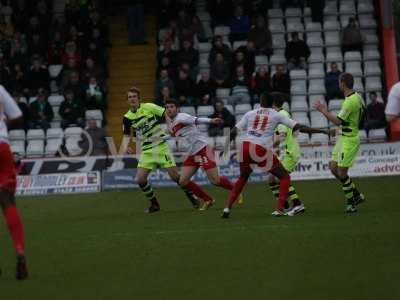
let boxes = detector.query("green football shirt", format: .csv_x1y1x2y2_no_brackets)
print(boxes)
276,109,301,156
123,103,168,151
337,92,365,137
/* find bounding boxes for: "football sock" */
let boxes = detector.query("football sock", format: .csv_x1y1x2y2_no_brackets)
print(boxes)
217,176,234,190
184,181,213,202
227,176,248,209
3,205,25,256
269,182,280,201
340,176,355,205
288,185,301,207
139,182,159,205
278,174,290,211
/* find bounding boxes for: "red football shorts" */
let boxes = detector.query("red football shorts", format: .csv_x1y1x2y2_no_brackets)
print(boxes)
0,142,17,194
183,145,217,170
238,141,279,173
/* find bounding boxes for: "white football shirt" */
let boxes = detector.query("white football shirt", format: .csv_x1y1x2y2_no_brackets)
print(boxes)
235,107,297,148
385,82,400,118
0,85,22,142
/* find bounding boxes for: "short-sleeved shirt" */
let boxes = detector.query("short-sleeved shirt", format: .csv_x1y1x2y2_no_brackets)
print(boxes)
0,85,22,142
123,103,168,152
337,92,365,137
276,109,300,156
385,82,400,117
236,107,297,148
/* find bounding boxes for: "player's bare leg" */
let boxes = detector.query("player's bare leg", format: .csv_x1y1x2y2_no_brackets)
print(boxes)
0,190,28,280
177,165,209,209
136,167,160,213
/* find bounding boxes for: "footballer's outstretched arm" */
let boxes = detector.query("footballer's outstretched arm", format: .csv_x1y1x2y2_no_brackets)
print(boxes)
293,124,330,134
313,100,342,126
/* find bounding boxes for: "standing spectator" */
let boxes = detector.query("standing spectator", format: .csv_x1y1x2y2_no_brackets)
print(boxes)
248,15,273,56
229,65,251,105
27,56,50,94
285,32,310,70
174,69,196,106
196,70,217,105
85,77,105,111
208,35,232,65
155,86,173,106
128,0,145,45
155,68,174,100
29,90,53,130
59,90,85,128
210,52,231,87
208,0,234,26
177,39,199,69
272,64,291,95
79,119,109,156
229,5,251,43
208,99,236,137
385,81,400,122
364,92,386,130
325,62,343,100
341,17,364,53
251,65,272,101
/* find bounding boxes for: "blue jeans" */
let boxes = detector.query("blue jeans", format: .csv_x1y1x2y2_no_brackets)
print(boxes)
128,4,145,44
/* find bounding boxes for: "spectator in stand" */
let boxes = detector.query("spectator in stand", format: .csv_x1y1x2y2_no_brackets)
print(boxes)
155,68,175,101
174,68,196,106
208,99,236,137
208,0,234,26
10,63,28,94
0,31,11,58
325,62,343,100
0,56,11,90
272,64,291,96
177,39,199,70
27,56,50,94
155,85,173,106
210,52,231,87
248,15,273,56
79,119,109,156
251,65,272,101
47,31,65,65
157,56,177,81
229,5,251,43
159,0,177,28
158,19,180,50
157,39,178,67
236,41,256,76
85,76,105,111
13,92,30,130
29,89,54,130
10,38,28,67
190,15,206,42
208,35,232,65
0,14,14,38
28,33,47,58
285,32,310,70
229,65,251,105
63,71,86,101
81,58,105,87
59,89,85,129
341,17,364,53
196,69,217,106
62,41,81,69
364,92,386,130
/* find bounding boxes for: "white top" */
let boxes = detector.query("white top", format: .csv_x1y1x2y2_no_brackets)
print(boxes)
385,82,400,117
235,107,297,148
0,85,22,143
167,113,211,155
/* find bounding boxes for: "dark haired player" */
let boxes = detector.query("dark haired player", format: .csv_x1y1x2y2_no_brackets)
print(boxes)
314,73,366,213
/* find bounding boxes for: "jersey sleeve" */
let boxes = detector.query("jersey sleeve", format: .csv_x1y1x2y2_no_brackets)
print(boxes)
337,100,352,122
235,111,250,131
275,112,297,129
122,117,132,135
179,113,197,125
385,85,400,116
145,103,166,117
0,85,22,120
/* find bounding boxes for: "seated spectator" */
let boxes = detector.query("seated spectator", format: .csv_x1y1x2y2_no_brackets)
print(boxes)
59,90,85,128
229,65,251,105
157,56,177,81
62,41,81,68
158,0,177,28
174,69,196,106
27,56,50,95
28,33,47,58
155,86,173,106
85,77,105,111
208,99,236,137
210,52,231,87
10,38,28,67
0,32,11,58
196,70,217,106
190,15,206,42
341,17,364,53
177,39,199,69
10,63,28,94
13,92,30,130
208,0,234,26
364,92,386,130
63,71,86,101
208,35,232,65
229,5,251,43
29,90,54,130
272,64,291,96
79,119,109,156
251,65,272,101
81,58,105,87
157,39,178,67
155,68,175,100
47,31,65,65
158,19,180,50
325,62,343,100
236,41,256,76
285,32,310,70
248,15,273,56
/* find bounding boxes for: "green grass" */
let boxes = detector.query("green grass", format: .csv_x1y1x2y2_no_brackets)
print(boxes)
1,176,400,300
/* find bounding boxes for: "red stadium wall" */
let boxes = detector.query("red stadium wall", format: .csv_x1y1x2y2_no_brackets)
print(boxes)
378,0,400,140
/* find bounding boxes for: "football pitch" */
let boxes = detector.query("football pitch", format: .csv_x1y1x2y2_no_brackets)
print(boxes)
1,176,400,300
